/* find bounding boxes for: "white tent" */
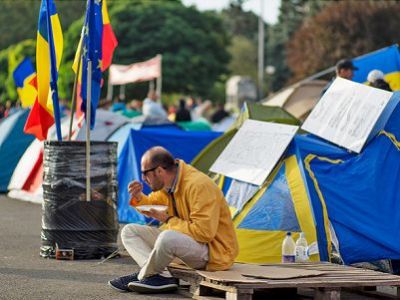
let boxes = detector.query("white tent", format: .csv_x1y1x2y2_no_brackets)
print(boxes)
263,80,327,121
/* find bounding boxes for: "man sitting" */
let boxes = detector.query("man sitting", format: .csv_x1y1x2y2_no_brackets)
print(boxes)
108,146,238,293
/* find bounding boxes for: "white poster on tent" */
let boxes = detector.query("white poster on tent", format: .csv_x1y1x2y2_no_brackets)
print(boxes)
210,120,299,186
302,77,392,153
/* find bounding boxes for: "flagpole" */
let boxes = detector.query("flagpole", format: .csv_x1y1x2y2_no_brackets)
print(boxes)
68,31,84,140
156,54,162,100
68,50,82,140
86,60,92,202
45,0,62,141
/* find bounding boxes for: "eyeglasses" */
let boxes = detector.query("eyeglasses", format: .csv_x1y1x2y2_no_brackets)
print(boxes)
141,165,159,177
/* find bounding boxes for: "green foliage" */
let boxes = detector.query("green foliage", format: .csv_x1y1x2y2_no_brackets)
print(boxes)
228,36,258,81
0,40,36,103
266,0,328,91
0,0,230,104
221,1,259,41
0,0,86,50
107,1,229,98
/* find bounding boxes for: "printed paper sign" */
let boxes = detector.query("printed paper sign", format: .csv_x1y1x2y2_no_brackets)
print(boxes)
210,120,298,185
302,78,392,153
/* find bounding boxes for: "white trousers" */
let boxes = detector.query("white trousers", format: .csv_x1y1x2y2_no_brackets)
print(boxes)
121,224,209,280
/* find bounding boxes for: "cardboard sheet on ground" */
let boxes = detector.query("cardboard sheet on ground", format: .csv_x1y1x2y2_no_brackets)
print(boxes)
302,78,393,153
197,264,325,281
209,120,299,185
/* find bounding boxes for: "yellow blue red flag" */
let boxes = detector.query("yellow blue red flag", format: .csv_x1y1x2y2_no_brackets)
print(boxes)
73,0,117,129
24,0,63,141
13,58,37,108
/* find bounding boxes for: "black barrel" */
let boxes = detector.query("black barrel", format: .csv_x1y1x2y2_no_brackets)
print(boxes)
41,141,119,259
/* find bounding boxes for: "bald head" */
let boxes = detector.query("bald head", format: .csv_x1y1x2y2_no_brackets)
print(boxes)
142,146,176,172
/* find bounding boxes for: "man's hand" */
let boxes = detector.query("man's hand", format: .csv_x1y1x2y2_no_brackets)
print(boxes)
128,181,143,203
140,209,170,223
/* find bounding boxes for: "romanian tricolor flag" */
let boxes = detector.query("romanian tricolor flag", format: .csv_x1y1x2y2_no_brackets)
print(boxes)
72,0,117,128
24,0,63,141
13,58,37,108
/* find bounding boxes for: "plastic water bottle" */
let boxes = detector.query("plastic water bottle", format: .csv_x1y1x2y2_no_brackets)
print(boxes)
282,232,296,263
295,232,309,262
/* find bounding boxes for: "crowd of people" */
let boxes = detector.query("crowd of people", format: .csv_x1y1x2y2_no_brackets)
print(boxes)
111,91,231,125
0,100,20,121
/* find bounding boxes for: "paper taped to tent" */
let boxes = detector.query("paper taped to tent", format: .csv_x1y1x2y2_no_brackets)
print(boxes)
302,77,395,153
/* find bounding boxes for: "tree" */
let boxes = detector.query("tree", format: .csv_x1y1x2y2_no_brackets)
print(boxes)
59,1,229,100
110,1,229,97
266,0,328,91
228,36,258,80
0,1,230,103
221,1,259,42
287,1,400,81
0,0,86,50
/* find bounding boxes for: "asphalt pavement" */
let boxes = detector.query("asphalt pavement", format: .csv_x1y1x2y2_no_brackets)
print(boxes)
0,195,185,300
2,195,398,300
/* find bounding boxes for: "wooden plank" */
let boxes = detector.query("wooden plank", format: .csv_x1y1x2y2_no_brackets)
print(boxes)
200,280,244,293
232,279,400,289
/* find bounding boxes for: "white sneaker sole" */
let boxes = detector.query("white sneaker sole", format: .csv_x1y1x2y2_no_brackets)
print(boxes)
128,282,178,294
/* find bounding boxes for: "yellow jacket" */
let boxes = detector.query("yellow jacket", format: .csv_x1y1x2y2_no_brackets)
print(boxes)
130,160,238,271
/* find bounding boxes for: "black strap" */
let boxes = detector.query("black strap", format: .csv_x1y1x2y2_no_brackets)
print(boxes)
170,192,179,218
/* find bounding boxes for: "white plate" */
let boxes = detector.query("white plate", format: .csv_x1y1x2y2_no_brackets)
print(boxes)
136,205,168,212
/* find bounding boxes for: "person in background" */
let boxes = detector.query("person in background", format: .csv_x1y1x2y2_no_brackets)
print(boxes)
0,103,5,120
108,146,238,293
367,69,392,92
175,99,191,122
4,100,15,118
210,102,229,123
321,59,359,96
142,90,167,119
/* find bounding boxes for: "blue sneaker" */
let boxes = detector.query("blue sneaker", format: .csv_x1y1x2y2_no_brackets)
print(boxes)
108,273,139,292
128,274,179,293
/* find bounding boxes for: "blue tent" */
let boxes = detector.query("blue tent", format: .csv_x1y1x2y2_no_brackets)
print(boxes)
211,92,400,265
293,94,400,264
0,109,35,192
117,126,221,223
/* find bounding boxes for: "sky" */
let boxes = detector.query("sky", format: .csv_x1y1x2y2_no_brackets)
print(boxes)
181,0,281,24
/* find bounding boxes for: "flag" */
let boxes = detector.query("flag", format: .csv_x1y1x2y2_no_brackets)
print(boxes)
24,0,63,141
352,44,400,91
73,0,117,129
13,58,37,108
109,55,161,85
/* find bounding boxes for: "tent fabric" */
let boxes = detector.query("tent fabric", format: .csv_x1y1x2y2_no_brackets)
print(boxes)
292,101,400,264
219,154,321,264
192,103,300,174
0,109,35,191
353,44,400,91
108,122,142,156
263,80,328,121
177,119,212,131
75,109,130,141
117,128,222,223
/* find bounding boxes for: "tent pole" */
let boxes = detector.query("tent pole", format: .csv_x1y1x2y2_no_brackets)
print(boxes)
119,84,126,101
86,60,92,202
156,54,162,101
